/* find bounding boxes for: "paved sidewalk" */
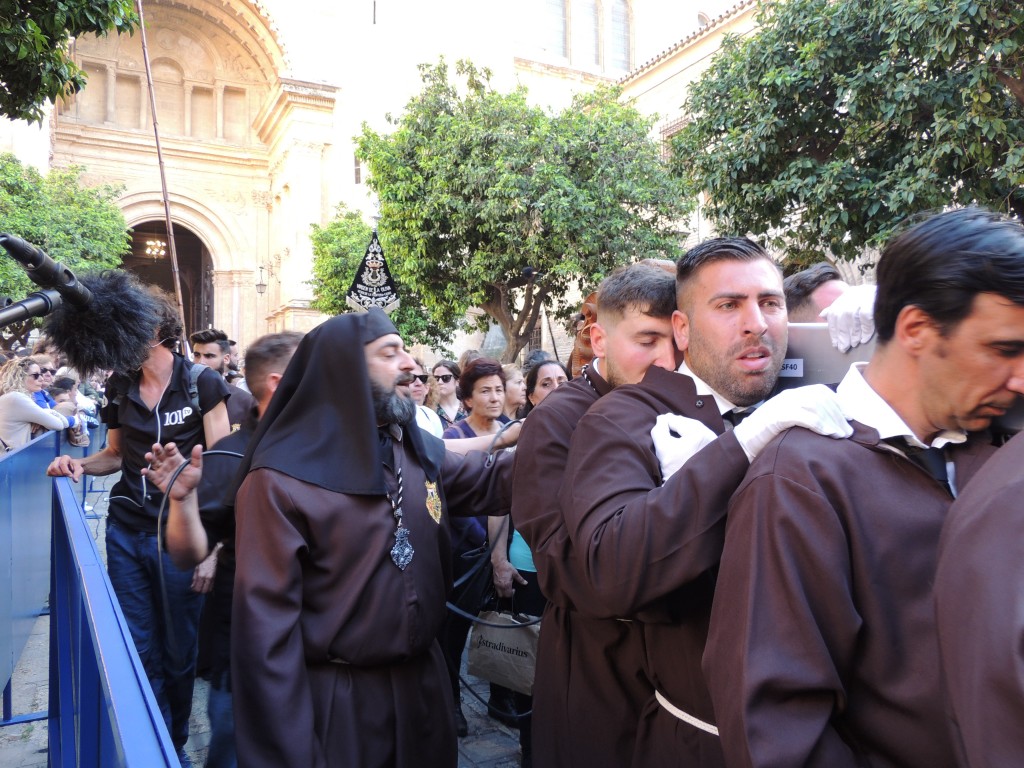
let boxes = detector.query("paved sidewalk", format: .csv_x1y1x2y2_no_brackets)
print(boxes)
1,477,523,767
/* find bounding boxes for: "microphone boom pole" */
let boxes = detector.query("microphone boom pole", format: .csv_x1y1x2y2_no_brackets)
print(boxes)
136,0,189,344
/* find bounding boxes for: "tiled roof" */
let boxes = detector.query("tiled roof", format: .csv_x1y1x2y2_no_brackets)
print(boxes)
618,0,758,85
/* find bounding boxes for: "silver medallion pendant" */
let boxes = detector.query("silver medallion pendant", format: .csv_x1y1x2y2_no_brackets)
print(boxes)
391,526,414,570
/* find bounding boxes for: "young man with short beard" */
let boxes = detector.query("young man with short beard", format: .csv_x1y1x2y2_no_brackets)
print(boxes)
510,262,678,768
558,238,850,767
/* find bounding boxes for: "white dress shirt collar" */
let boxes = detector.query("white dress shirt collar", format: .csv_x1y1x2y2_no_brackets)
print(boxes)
677,360,743,417
836,362,966,450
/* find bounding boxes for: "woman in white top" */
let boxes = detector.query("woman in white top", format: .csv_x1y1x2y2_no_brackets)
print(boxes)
0,357,71,451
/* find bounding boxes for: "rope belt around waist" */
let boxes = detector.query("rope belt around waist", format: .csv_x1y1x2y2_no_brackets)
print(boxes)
655,690,719,736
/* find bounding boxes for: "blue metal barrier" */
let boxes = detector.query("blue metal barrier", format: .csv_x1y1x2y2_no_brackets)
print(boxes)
1,427,178,766
0,431,55,720
49,476,177,767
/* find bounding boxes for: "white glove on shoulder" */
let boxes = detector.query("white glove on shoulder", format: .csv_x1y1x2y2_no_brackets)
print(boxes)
651,413,718,483
733,384,852,463
820,283,877,352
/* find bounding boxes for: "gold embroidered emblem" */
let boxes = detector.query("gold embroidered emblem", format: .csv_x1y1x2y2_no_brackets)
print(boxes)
425,481,442,524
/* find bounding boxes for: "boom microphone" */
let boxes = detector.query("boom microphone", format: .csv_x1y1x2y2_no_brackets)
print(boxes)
44,269,162,375
0,233,93,308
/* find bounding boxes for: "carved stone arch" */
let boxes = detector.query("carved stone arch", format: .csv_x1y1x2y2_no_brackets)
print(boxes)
53,0,331,342
118,192,253,334
119,191,243,271
64,0,286,140
147,0,289,84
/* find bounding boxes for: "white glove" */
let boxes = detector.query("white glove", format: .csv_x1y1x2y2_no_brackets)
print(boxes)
820,283,877,352
733,384,852,463
651,413,718,483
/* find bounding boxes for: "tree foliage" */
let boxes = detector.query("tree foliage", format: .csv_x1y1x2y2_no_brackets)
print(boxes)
358,59,691,362
0,0,138,123
308,204,455,353
672,0,1024,264
0,153,130,345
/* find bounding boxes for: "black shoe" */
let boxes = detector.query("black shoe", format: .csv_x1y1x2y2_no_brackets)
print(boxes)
454,707,469,738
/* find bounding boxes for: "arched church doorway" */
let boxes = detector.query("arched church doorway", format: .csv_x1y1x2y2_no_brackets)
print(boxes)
125,221,213,336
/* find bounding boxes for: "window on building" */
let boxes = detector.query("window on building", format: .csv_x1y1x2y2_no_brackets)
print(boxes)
544,0,568,58
573,0,601,68
528,0,632,75
609,0,630,72
354,154,362,184
528,323,543,354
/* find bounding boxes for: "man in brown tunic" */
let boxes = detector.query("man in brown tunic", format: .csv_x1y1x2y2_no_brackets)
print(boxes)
559,238,851,767
705,208,1024,767
510,263,678,768
229,309,511,768
936,430,1024,766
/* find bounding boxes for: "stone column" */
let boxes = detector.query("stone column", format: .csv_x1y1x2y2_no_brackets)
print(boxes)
105,65,116,124
184,84,193,136
216,85,225,140
139,79,148,129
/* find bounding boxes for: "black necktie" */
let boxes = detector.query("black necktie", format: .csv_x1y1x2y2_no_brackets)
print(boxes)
887,439,952,496
723,408,752,429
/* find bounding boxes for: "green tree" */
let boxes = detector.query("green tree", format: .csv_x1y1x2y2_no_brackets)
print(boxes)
672,0,1024,264
358,59,691,362
0,0,138,123
308,204,455,352
0,153,130,345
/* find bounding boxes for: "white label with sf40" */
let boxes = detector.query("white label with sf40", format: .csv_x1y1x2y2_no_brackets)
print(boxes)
779,359,804,378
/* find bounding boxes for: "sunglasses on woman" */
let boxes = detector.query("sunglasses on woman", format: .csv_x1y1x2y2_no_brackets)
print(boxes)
27,372,42,379
433,374,455,383
411,374,430,384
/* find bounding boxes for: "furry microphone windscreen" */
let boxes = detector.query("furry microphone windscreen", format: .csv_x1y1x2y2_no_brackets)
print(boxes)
44,270,161,375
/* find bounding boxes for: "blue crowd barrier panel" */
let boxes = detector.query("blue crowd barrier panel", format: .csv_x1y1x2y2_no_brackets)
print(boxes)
1,425,177,765
0,431,55,725
50,476,178,767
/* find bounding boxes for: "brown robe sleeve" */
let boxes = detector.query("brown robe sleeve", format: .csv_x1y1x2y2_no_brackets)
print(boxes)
559,403,749,618
440,448,513,518
704,467,865,767
231,469,325,768
510,386,594,608
936,433,1024,767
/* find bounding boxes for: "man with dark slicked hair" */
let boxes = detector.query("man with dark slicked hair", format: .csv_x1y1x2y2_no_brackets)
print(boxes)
783,261,849,322
559,238,850,767
707,207,1024,768
190,328,255,432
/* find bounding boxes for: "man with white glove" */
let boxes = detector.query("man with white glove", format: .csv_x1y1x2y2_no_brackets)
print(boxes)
651,413,717,482
562,237,852,768
731,383,852,462
653,385,853,483
705,207,1024,768
821,282,877,352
